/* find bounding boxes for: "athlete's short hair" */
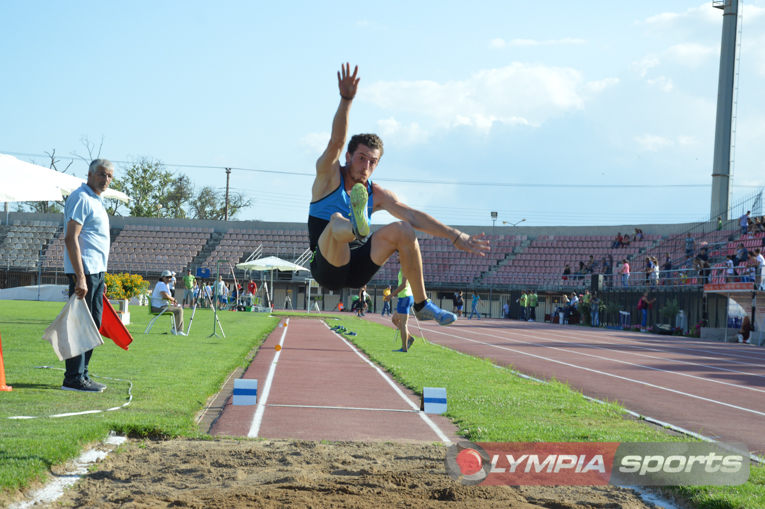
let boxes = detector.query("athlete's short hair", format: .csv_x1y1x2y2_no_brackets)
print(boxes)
348,134,383,157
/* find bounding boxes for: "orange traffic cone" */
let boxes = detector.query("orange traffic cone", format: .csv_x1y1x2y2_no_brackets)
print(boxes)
0,332,12,391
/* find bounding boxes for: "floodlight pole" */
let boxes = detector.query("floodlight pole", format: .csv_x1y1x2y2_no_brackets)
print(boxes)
709,0,739,220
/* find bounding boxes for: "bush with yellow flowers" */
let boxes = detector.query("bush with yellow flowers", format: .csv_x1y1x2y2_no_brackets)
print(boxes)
105,273,149,300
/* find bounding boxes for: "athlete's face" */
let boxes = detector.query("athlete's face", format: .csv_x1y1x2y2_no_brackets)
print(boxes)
345,144,380,185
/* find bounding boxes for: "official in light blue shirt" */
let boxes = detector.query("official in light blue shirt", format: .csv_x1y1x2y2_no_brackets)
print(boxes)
64,183,110,275
61,159,114,393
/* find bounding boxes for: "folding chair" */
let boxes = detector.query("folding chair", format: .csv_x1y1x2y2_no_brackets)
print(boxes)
144,305,176,334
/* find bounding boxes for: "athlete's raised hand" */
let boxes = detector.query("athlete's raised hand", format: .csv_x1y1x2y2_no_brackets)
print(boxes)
338,62,359,101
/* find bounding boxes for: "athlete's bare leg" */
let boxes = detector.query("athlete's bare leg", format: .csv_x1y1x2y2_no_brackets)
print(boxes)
369,221,427,303
317,212,355,267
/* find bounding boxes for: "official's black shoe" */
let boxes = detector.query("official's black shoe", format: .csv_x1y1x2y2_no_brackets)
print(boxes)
62,377,105,393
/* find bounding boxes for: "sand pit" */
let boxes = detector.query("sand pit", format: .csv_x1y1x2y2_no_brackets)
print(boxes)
55,438,667,508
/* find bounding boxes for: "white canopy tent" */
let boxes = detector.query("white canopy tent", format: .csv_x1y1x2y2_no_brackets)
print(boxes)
235,256,310,311
0,153,130,211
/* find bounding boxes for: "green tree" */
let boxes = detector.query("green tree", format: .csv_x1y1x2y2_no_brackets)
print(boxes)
109,159,175,217
161,174,194,219
191,186,251,220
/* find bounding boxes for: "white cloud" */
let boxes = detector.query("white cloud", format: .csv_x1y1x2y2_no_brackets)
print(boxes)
634,134,696,151
585,77,620,93
646,76,674,92
300,132,329,154
364,63,616,134
376,117,430,145
642,5,719,27
631,56,660,78
666,43,716,67
635,134,673,151
490,37,585,48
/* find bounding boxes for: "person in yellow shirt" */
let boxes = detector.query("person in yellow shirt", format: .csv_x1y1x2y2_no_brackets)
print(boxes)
391,270,415,351
381,285,392,316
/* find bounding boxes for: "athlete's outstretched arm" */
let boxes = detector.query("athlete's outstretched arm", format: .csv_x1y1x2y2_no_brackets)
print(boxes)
315,63,359,178
374,184,490,257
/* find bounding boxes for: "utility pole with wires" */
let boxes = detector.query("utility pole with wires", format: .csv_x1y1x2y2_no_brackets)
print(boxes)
224,167,231,221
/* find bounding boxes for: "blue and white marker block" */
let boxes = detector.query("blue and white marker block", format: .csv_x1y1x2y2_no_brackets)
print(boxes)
233,378,258,406
421,387,447,414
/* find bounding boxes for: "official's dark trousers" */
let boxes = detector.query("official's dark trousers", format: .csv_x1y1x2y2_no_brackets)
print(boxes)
65,273,105,382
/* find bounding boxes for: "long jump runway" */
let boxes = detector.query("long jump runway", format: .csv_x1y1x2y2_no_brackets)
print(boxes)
368,314,765,457
210,318,457,443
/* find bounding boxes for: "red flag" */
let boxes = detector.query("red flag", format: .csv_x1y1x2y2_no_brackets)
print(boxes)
99,295,133,351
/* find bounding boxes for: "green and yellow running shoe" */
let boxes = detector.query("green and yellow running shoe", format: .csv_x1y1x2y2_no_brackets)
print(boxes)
349,183,370,239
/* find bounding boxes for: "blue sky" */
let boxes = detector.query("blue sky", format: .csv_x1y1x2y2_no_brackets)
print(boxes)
2,1,765,227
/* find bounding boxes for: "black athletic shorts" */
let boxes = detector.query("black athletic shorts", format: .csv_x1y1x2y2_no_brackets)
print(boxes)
310,236,382,291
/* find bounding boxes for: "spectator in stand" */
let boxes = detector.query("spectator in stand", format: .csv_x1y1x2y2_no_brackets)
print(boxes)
634,228,644,241
735,242,749,267
637,292,656,332
695,246,711,284
469,292,481,320
725,254,736,282
644,256,652,285
576,261,586,281
586,255,596,274
737,316,753,344
754,248,765,290
740,210,750,236
590,292,601,327
756,216,765,233
717,216,723,231
562,263,571,281
611,232,623,248
622,234,631,247
685,233,695,258
649,256,660,287
662,254,672,285
182,270,195,307
620,259,630,287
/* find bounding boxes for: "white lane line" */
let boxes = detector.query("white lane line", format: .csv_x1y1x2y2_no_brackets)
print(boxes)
267,403,419,413
540,333,765,380
487,328,765,395
247,319,290,438
325,323,452,445
422,326,765,418
536,324,765,369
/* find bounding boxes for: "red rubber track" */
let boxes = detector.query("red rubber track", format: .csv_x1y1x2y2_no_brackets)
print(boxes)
211,318,459,443
367,314,765,456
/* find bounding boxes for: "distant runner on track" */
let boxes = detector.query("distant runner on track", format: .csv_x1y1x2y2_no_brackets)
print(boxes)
308,63,490,325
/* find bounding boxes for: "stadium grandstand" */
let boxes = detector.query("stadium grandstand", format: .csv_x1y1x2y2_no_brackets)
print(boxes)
2,187,762,339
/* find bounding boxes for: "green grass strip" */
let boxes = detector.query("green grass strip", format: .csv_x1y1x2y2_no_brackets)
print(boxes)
0,300,278,496
332,315,765,509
